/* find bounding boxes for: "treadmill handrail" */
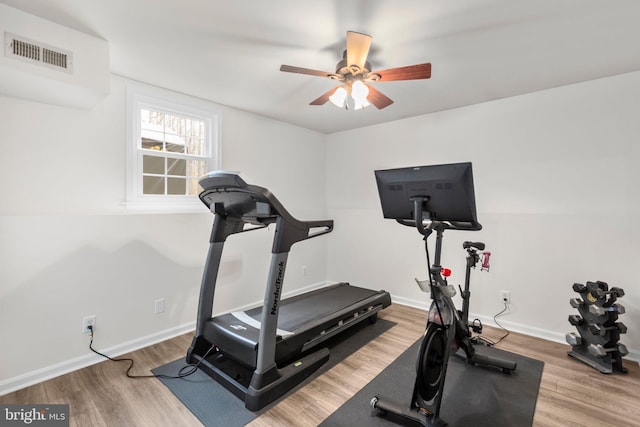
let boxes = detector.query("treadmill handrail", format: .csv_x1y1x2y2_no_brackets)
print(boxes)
200,171,334,252
272,217,333,253
306,222,333,239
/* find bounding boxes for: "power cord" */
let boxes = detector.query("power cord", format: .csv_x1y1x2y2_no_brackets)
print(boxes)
469,319,494,346
492,302,511,345
469,302,511,346
87,325,214,379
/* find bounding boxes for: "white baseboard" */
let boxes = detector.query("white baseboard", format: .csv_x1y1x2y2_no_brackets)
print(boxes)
0,280,336,397
390,295,639,364
0,322,196,397
390,294,430,311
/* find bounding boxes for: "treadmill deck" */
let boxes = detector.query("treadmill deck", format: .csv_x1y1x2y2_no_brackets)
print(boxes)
201,282,391,369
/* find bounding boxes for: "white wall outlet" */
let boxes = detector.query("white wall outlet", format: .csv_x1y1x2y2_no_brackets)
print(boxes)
302,265,308,276
155,298,166,314
82,315,96,333
500,290,511,304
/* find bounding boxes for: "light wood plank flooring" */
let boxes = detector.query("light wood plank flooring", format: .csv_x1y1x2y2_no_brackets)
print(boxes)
2,304,639,426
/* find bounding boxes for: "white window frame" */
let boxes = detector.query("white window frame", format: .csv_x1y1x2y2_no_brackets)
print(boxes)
125,83,221,213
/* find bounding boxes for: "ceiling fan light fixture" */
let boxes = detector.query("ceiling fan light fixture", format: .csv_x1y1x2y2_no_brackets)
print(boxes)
329,80,370,111
351,80,370,110
329,86,348,108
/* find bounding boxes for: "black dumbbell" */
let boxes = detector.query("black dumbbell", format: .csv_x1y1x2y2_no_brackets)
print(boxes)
568,314,584,326
586,281,607,298
565,332,582,346
585,282,625,299
572,283,587,293
609,287,625,298
589,304,626,316
588,322,627,336
588,343,629,357
570,298,584,309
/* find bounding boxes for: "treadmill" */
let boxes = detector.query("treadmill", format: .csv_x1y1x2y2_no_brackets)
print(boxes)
187,171,391,411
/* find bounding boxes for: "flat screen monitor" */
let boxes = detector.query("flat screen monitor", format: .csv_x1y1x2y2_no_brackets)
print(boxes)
374,162,478,224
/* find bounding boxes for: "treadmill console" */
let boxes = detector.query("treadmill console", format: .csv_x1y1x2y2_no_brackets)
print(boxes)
198,171,275,220
199,171,248,192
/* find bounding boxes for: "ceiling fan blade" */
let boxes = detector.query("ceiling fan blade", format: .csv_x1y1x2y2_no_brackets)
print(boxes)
346,31,372,70
374,63,432,81
365,85,394,109
280,64,332,77
310,86,339,105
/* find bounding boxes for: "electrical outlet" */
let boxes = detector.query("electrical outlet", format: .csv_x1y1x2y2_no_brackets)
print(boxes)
500,290,511,304
82,315,96,333
154,298,166,314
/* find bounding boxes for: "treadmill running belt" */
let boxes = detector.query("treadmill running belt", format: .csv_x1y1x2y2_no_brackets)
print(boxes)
244,283,380,332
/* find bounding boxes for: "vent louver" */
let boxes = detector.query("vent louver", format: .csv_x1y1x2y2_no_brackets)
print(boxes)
4,32,73,73
43,48,68,68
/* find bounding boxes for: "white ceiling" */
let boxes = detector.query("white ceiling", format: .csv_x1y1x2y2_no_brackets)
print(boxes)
3,0,640,134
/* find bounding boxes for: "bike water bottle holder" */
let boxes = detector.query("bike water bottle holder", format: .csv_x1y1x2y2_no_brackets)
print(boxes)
428,299,454,326
415,279,457,297
415,278,431,293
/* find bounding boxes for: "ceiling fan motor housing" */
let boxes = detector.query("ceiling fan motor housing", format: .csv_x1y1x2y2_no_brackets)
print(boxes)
335,52,372,77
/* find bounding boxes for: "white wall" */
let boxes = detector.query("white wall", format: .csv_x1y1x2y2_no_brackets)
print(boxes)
2,69,638,395
0,75,327,393
325,71,640,361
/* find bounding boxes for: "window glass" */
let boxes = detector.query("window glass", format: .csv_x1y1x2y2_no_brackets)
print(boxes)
126,85,221,212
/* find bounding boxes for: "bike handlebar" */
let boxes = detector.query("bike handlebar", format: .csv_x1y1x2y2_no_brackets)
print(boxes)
463,241,486,250
395,218,482,234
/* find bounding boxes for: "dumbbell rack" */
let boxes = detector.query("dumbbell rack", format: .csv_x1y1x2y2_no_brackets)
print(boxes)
566,281,628,374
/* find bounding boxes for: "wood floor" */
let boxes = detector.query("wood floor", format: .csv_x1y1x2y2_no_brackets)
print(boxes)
2,303,639,426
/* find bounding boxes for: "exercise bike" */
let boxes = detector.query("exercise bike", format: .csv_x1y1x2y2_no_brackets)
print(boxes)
371,196,517,427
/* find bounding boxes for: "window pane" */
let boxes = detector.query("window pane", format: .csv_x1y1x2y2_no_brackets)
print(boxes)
165,142,185,153
163,113,186,153
187,136,205,156
164,113,176,127
141,109,163,126
143,155,165,174
185,118,205,155
167,158,186,176
141,137,163,151
141,110,166,150
187,159,207,179
143,176,164,194
185,119,196,137
151,111,165,126
167,177,186,195
187,178,201,196
163,114,181,136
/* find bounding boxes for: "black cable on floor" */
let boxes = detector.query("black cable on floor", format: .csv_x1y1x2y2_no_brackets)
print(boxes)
470,302,511,346
87,325,214,380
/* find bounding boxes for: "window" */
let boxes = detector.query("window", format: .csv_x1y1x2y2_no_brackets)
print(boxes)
126,84,221,212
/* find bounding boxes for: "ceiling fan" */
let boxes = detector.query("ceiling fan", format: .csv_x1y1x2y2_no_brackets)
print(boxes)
280,31,431,110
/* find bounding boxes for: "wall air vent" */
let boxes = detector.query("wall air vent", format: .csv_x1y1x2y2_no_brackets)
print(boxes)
5,32,73,74
0,3,109,108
